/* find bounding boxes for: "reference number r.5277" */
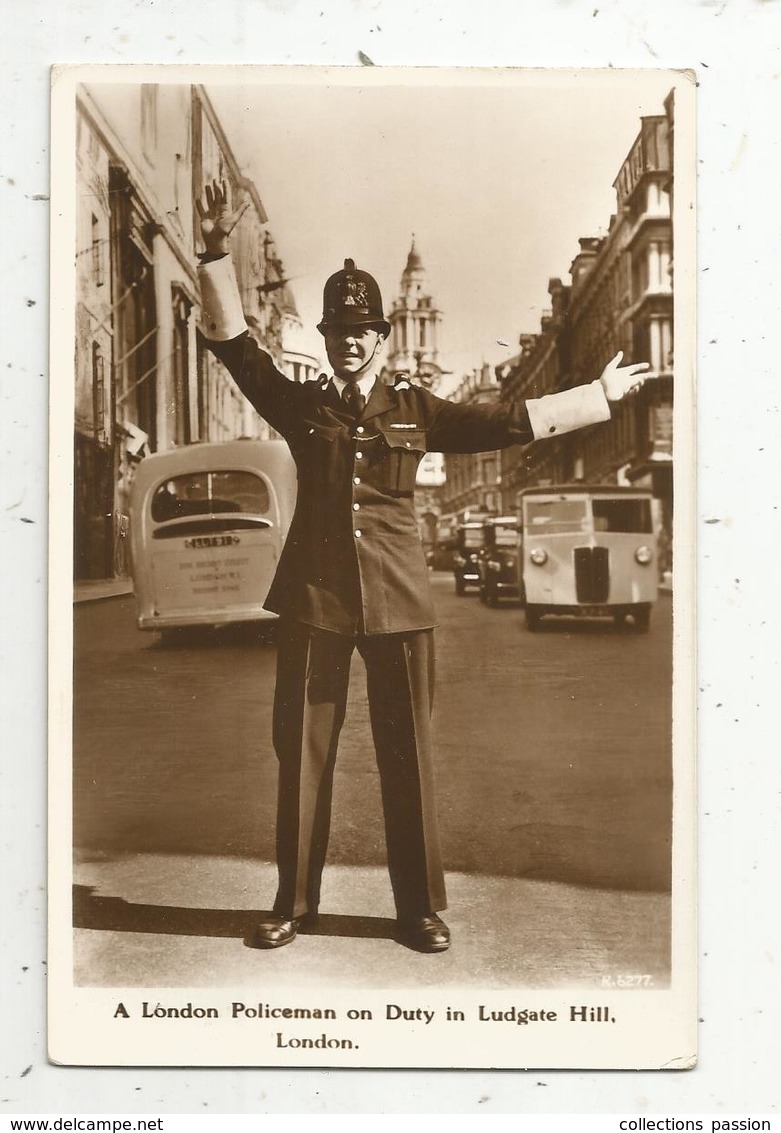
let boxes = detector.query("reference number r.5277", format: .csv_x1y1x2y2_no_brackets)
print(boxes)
600,974,655,988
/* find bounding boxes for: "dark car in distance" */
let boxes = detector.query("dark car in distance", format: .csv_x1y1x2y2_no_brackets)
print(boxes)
477,515,520,606
452,520,487,595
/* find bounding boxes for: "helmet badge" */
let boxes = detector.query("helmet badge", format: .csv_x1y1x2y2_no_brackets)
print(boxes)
342,276,369,308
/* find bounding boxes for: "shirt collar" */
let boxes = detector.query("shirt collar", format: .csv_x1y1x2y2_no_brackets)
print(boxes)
331,373,377,400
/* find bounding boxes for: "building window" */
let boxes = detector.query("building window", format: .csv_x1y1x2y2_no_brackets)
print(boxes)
91,214,103,287
661,318,673,372
632,255,649,300
659,242,672,292
92,342,109,446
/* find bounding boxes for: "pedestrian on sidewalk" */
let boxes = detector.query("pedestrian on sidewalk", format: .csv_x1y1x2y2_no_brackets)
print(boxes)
195,179,649,953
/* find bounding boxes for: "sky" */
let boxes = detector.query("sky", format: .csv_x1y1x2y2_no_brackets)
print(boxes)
207,69,677,386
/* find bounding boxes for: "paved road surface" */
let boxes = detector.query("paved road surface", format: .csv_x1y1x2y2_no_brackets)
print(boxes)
71,576,674,989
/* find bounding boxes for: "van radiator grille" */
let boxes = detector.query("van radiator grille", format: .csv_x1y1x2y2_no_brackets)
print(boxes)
573,546,610,603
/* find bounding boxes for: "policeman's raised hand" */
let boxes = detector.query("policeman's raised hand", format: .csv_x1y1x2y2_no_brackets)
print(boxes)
598,351,652,402
195,179,250,255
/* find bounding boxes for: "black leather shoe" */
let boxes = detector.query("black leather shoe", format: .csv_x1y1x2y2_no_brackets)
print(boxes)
395,914,451,953
244,912,318,950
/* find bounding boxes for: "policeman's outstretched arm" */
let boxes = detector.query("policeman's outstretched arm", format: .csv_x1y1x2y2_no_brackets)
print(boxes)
598,351,651,402
195,179,302,435
195,179,250,255
194,178,252,344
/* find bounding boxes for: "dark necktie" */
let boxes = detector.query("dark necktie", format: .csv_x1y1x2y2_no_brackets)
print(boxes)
341,383,366,418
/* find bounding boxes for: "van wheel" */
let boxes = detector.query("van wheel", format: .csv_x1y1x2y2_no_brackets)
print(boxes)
631,605,651,633
525,605,543,632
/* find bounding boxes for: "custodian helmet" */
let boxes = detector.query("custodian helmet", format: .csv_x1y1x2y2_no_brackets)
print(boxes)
317,258,391,338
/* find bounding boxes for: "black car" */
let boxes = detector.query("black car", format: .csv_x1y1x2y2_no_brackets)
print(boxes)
452,521,486,595
477,516,520,606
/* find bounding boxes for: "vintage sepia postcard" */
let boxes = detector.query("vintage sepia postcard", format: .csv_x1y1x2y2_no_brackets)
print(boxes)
49,63,697,1069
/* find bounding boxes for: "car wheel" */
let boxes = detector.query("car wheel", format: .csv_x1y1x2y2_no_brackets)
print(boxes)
455,575,465,596
486,587,498,608
525,605,543,632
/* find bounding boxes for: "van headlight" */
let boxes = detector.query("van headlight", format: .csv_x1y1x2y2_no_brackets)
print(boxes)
530,548,548,566
634,545,653,565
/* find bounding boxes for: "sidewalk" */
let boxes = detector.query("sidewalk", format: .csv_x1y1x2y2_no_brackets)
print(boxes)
74,577,134,603
73,853,671,991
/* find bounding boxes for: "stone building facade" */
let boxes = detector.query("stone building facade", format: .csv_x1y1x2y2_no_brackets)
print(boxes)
440,362,505,518
495,106,675,568
74,83,309,580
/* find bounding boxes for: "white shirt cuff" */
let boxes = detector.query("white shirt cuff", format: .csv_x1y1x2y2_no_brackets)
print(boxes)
197,256,248,341
526,380,611,441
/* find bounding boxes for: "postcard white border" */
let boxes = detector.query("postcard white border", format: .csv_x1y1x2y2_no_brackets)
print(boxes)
4,0,780,1114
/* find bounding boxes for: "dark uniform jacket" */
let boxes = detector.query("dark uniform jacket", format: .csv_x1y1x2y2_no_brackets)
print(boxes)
205,332,536,636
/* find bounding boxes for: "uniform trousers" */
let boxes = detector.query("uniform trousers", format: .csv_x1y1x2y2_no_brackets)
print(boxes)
271,619,447,921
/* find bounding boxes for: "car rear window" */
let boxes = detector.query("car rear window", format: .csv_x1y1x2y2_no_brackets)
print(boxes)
152,470,271,522
461,527,485,548
492,523,518,547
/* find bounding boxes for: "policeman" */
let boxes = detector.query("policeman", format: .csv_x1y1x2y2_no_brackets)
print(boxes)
195,180,649,953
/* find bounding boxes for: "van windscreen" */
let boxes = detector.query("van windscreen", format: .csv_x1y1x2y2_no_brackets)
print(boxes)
592,498,653,533
525,499,588,534
152,471,271,522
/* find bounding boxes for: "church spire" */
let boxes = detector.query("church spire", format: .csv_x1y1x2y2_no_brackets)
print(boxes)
382,236,447,391
405,234,423,274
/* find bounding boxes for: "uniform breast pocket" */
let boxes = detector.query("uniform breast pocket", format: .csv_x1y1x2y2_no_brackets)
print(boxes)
302,420,340,444
378,429,427,495
298,419,341,456
294,419,341,476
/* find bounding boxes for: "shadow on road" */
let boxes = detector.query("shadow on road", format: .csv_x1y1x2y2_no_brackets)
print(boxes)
73,885,397,943
149,622,279,650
